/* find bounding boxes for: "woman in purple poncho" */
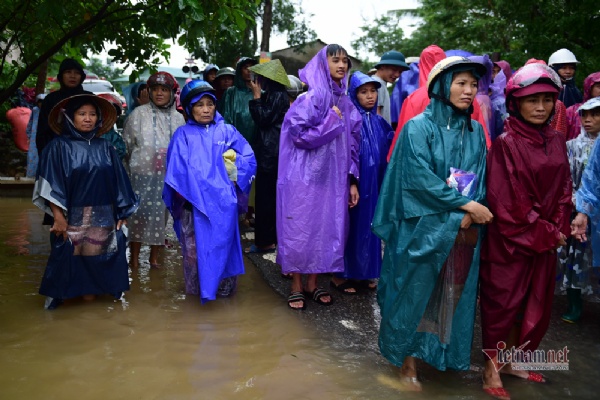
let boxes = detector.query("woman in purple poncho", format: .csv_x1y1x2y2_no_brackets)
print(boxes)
276,44,362,310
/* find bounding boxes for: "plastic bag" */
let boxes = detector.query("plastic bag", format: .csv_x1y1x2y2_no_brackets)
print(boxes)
447,167,477,199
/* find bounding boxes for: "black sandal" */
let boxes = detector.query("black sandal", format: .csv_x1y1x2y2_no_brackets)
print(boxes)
305,287,333,306
287,291,306,310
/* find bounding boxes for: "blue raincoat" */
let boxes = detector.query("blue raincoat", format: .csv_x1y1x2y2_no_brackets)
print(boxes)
276,47,361,274
390,62,419,126
372,67,487,371
163,111,256,303
341,72,393,280
33,124,139,299
576,139,600,266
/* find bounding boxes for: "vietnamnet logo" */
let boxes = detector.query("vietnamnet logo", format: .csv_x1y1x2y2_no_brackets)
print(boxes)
483,341,569,371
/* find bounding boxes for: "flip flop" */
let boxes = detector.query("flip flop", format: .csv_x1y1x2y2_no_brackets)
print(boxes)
305,287,333,306
483,386,511,400
330,280,359,295
287,291,306,310
244,244,276,254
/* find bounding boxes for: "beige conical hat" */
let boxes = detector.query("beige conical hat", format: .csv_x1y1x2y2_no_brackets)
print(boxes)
48,94,117,136
249,59,291,87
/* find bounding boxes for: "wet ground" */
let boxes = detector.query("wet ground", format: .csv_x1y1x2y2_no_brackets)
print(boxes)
0,197,598,399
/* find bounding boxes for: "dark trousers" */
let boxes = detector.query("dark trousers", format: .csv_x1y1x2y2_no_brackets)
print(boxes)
254,169,277,247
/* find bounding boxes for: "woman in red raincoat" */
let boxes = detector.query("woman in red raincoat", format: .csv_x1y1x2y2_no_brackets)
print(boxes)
480,63,572,399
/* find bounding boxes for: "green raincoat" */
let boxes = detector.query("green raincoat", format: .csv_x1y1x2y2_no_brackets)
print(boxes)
218,57,257,145
372,70,487,371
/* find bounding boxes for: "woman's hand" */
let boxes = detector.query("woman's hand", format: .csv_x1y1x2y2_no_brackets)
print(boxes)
348,184,359,208
49,203,68,241
332,106,343,119
116,219,127,231
556,232,568,248
136,88,149,106
460,201,493,224
249,80,262,99
460,213,473,229
571,212,588,242
50,217,68,241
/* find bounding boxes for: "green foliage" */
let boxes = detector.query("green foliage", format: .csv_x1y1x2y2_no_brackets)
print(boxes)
86,57,124,81
186,0,316,68
271,0,316,48
351,10,406,60
353,0,600,86
0,0,257,105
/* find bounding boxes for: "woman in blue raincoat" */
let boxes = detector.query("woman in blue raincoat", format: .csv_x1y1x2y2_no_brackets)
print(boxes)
163,80,256,303
33,94,139,309
372,57,492,389
338,71,393,292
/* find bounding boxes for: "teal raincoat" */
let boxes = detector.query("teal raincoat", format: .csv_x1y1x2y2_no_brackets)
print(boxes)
218,57,257,145
372,68,487,371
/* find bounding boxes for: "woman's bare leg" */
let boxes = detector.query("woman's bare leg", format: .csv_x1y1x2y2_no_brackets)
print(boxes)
130,241,141,268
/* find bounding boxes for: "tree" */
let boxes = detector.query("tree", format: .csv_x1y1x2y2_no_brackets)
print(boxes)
189,0,316,68
86,57,123,81
0,0,259,105
351,10,406,63
352,0,600,85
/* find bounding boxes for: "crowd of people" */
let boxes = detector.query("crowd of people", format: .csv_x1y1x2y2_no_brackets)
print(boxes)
28,43,600,399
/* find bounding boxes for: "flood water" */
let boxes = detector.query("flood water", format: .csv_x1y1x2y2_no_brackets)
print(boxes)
0,197,597,400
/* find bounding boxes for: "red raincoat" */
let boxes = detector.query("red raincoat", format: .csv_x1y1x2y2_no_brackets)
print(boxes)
480,116,572,352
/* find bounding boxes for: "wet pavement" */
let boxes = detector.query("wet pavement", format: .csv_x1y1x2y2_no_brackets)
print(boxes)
0,196,598,399
245,232,600,399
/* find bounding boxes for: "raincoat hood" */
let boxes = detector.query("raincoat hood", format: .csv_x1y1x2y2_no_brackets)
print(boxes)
349,71,380,113
299,46,348,110
583,72,600,101
234,57,257,90
427,65,480,130
418,45,446,88
495,60,512,81
469,55,493,95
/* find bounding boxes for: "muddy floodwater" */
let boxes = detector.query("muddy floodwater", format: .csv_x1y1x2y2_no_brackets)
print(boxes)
0,197,598,400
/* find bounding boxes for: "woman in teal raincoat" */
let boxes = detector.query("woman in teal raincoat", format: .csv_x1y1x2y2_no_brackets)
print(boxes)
372,57,493,389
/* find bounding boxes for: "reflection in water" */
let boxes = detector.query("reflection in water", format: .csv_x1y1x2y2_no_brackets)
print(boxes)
0,198,597,399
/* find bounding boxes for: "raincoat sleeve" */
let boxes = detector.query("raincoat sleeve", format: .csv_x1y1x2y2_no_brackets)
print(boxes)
109,145,139,220
33,140,69,216
226,125,257,194
285,90,346,150
373,118,472,242
162,128,189,224
486,137,565,252
394,118,471,217
348,107,362,179
576,140,600,221
122,109,139,160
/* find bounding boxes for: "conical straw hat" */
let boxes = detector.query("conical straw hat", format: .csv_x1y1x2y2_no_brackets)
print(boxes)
249,59,291,87
48,94,117,136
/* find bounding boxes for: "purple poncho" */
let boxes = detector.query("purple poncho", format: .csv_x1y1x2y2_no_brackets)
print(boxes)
276,47,361,274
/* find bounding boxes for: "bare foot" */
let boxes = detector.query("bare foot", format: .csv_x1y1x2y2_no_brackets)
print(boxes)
398,365,422,391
